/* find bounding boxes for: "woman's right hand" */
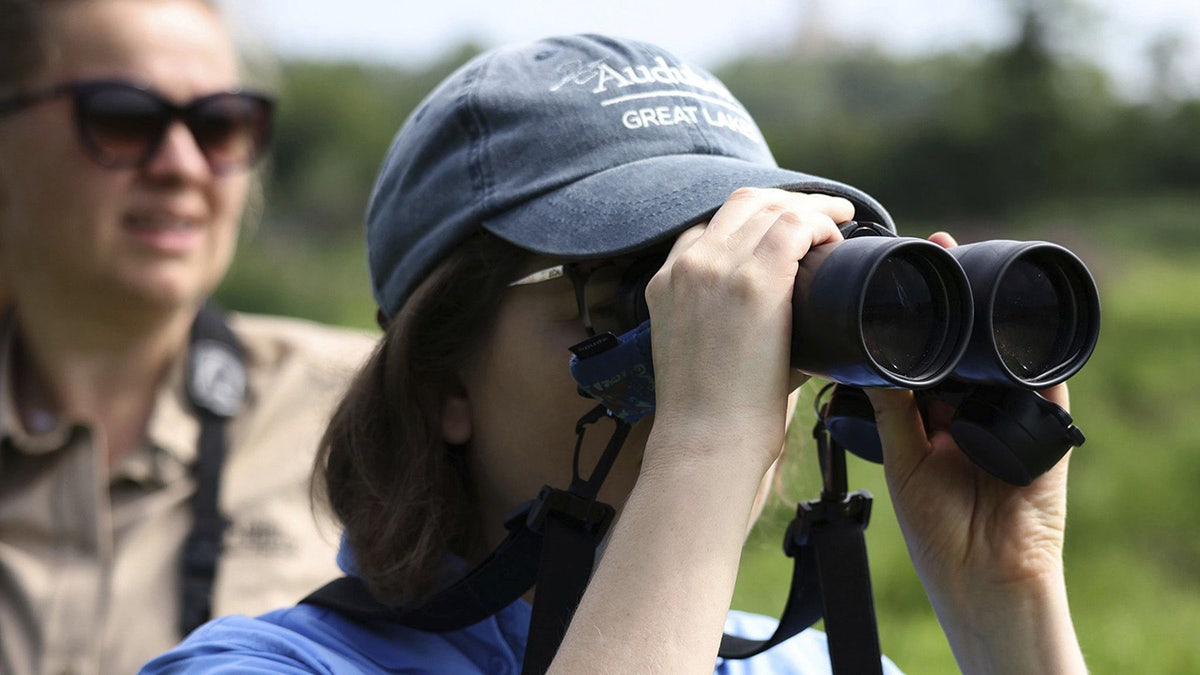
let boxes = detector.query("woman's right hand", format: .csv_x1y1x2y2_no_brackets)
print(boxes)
550,187,857,673
642,187,854,478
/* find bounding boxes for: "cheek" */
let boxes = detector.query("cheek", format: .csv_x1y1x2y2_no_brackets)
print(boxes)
4,110,130,236
1,158,119,256
214,175,249,237
216,173,251,220
205,176,249,272
465,312,594,506
477,335,585,466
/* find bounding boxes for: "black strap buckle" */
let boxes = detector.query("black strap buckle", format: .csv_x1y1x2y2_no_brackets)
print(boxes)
523,485,615,537
785,491,873,557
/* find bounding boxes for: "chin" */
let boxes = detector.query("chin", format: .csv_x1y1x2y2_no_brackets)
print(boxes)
116,268,219,314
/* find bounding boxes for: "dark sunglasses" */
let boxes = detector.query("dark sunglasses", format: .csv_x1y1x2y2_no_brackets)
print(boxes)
0,79,274,174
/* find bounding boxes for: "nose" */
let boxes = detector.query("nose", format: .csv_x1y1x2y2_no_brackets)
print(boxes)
142,119,212,180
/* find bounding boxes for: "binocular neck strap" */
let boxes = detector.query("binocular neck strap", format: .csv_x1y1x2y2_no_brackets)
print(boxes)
520,404,628,674
523,405,883,673
302,405,881,674
301,405,629,673
717,416,882,674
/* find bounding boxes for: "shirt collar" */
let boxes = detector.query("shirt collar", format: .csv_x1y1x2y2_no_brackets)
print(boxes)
145,354,199,466
0,311,76,456
0,310,198,472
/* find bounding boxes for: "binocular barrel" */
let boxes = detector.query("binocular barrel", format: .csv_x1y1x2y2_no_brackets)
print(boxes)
789,233,1100,389
789,236,973,388
947,240,1100,388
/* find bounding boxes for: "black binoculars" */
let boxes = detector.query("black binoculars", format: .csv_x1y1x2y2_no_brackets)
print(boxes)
595,220,1099,485
789,221,1100,390
793,221,1099,485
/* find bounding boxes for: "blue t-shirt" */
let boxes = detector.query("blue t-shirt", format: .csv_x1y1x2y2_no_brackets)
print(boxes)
142,599,903,673
142,542,903,673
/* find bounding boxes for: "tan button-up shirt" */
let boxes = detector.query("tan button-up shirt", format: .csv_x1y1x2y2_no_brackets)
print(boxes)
0,312,376,675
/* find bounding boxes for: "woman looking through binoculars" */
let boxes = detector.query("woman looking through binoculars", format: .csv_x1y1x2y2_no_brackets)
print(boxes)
145,34,1088,674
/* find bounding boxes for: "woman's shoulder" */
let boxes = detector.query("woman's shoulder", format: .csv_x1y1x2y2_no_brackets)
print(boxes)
228,311,377,374
140,600,528,674
139,606,364,673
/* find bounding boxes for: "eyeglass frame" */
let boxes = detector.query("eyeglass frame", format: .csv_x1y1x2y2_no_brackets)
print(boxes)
0,78,275,174
509,261,615,338
509,250,669,338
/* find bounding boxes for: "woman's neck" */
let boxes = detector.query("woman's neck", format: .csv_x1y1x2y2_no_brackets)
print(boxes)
12,301,198,467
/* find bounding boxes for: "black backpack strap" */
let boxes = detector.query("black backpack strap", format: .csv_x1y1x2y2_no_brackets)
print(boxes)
179,302,247,636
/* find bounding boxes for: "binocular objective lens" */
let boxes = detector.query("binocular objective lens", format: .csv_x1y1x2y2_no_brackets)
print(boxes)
861,256,946,377
993,259,1073,377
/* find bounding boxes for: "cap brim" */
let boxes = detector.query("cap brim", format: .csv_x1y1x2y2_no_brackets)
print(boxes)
481,154,893,259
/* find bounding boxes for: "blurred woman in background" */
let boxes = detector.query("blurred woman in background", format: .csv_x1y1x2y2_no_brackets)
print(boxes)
0,1,372,672
144,34,1087,674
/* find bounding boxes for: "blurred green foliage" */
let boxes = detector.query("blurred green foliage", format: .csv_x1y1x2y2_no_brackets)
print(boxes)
240,7,1200,252
217,2,1200,672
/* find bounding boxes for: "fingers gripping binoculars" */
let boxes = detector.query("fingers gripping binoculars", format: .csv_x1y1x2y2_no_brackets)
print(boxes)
569,221,1100,485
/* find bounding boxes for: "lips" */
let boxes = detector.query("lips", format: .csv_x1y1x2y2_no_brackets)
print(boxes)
124,212,206,254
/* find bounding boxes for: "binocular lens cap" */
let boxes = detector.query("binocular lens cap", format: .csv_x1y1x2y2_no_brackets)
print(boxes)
951,388,1081,486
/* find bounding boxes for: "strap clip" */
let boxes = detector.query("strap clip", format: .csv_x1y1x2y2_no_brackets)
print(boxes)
520,485,614,537
784,490,874,556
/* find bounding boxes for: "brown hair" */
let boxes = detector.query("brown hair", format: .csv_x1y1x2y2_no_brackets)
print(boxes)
0,0,222,90
0,0,58,88
315,231,529,605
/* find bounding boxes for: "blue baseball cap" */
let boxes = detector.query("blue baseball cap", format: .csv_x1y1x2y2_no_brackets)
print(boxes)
366,33,894,318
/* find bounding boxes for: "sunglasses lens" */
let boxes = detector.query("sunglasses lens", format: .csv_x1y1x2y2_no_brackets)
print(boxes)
73,84,272,173
188,94,272,173
77,86,165,168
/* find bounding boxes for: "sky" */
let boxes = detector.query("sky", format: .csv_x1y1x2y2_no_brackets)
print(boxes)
223,0,1200,98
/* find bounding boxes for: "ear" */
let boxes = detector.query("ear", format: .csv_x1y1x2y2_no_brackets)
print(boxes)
441,392,473,445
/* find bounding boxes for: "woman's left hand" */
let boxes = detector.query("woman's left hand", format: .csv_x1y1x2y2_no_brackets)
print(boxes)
864,231,1087,673
867,383,1070,595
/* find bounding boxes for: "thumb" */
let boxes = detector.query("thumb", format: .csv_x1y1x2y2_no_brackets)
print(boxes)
863,388,930,482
